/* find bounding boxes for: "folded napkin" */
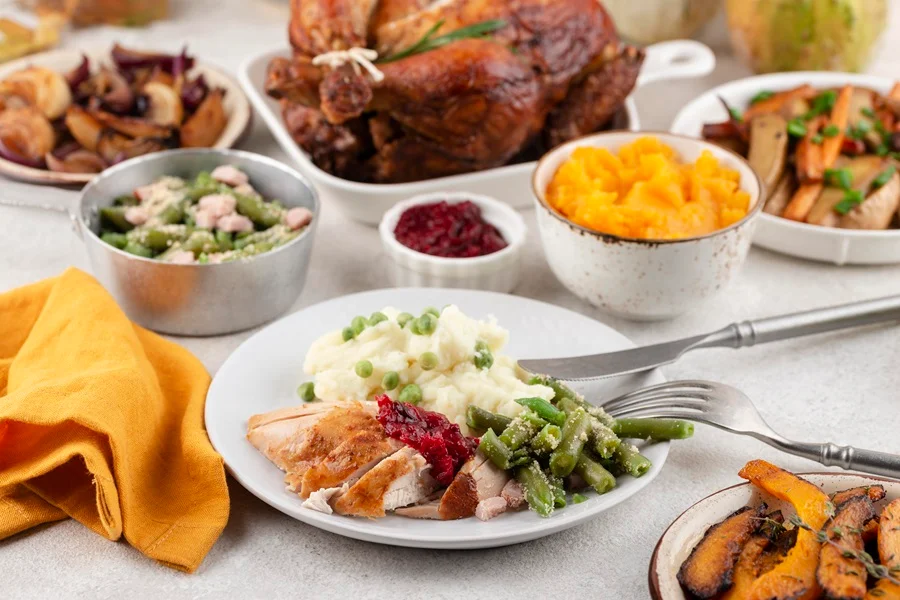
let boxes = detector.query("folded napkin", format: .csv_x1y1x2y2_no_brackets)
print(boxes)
0,268,229,572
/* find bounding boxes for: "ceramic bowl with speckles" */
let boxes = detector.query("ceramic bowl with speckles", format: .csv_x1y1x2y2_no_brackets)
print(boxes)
532,131,763,321
649,472,900,599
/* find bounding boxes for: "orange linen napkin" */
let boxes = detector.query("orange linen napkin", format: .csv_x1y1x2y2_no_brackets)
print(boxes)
0,268,229,572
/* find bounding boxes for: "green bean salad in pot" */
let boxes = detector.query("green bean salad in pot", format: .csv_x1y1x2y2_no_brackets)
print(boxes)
97,165,313,264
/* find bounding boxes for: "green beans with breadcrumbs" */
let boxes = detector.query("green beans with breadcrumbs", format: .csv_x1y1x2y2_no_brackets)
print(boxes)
515,397,565,426
515,460,554,517
574,454,617,494
549,407,591,477
478,428,512,470
466,406,512,433
613,442,652,477
612,418,694,441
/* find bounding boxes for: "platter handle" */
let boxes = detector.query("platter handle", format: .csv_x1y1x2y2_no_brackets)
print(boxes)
637,40,716,87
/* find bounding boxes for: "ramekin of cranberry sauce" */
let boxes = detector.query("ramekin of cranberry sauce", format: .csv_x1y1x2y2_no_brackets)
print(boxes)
379,192,526,292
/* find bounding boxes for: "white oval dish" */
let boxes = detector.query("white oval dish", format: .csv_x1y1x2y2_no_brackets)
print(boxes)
205,288,668,549
0,47,252,186
670,71,900,265
649,472,900,599
239,40,715,225
379,192,526,292
531,131,763,321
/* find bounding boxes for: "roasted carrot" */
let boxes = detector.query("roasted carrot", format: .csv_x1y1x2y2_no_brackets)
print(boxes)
743,85,817,121
783,183,824,222
889,82,900,102
795,116,825,182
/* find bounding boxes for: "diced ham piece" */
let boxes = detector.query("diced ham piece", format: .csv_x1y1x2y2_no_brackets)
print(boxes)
194,209,217,230
133,184,154,202
211,165,249,187
124,206,149,226
234,183,261,198
216,213,254,233
475,496,508,521
165,250,196,264
285,207,313,231
198,193,237,218
501,479,525,510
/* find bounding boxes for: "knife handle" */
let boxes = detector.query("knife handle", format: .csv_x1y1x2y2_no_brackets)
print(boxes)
701,295,900,349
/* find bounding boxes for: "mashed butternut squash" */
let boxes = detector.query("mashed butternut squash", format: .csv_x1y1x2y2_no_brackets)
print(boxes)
545,136,752,240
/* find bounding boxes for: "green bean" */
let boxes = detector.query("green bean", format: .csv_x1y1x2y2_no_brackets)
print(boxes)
515,397,565,426
122,241,153,258
499,414,543,451
530,423,562,454
157,200,185,225
478,428,512,470
355,360,373,378
473,340,493,370
574,454,617,494
182,230,217,256
547,473,567,508
589,418,621,459
215,230,233,251
382,371,399,391
613,442,652,478
127,225,191,252
611,418,694,441
297,382,316,402
515,460,554,517
235,192,284,228
398,384,422,405
530,375,616,427
112,194,139,207
99,206,134,232
508,449,533,468
223,241,274,260
419,351,439,370
369,312,388,326
101,232,128,249
572,493,588,504
549,407,591,477
397,312,414,328
465,406,512,433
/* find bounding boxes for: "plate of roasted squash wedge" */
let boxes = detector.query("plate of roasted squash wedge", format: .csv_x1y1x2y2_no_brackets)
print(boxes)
0,44,251,185
650,459,900,600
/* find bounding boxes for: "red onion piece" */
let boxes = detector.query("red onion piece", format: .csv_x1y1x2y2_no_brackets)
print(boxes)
45,149,107,173
100,67,134,114
0,137,46,168
65,55,91,91
110,43,195,75
180,74,208,112
52,140,82,159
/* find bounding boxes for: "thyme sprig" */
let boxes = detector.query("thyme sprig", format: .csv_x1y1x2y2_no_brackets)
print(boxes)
787,513,900,586
377,19,508,64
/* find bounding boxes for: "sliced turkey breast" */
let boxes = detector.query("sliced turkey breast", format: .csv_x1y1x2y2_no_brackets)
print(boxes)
298,430,404,498
246,402,346,470
333,447,438,518
438,452,509,520
394,499,442,520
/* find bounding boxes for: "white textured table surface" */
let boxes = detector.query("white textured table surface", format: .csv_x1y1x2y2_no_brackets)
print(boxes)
2,2,900,598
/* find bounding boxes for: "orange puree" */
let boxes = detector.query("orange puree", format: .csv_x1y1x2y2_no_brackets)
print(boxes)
545,136,751,240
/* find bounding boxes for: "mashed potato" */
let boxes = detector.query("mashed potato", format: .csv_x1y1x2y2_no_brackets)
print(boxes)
303,305,554,430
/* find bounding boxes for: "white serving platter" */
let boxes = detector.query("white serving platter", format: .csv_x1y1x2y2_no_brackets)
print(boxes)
239,40,715,225
671,71,900,265
205,288,669,549
649,472,900,599
0,47,252,186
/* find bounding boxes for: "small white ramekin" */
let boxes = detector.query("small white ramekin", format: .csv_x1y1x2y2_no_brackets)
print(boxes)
379,191,526,292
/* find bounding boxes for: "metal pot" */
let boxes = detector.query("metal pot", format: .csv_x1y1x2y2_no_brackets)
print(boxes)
10,148,319,336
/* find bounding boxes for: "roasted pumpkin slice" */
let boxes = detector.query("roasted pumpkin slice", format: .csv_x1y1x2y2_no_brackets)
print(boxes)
738,460,831,600
724,534,772,600
831,485,887,507
867,499,900,599
817,495,877,600
678,503,768,599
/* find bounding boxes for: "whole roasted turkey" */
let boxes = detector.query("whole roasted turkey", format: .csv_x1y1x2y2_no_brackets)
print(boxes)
266,0,644,183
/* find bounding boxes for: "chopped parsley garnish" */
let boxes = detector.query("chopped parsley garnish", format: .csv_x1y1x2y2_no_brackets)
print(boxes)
876,144,890,157
861,106,876,118
787,118,807,137
822,124,840,137
824,167,853,190
729,107,743,122
872,165,896,189
834,189,864,215
750,90,774,105
804,90,837,120
811,134,823,144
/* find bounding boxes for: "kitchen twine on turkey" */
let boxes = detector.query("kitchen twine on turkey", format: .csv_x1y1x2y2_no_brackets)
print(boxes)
312,47,385,82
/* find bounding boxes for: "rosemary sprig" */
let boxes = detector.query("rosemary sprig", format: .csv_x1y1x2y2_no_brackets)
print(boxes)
787,513,900,586
377,19,508,63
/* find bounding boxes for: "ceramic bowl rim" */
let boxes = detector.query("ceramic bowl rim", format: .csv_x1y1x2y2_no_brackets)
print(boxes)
531,130,765,246
647,471,900,600
78,148,320,268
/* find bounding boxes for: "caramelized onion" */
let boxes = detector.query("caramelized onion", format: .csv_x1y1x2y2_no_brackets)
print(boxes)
0,107,55,164
45,149,106,173
110,43,195,75
180,74,208,112
0,137,45,168
65,55,91,91
99,67,134,114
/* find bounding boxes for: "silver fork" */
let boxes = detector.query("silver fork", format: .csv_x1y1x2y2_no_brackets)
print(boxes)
603,380,900,479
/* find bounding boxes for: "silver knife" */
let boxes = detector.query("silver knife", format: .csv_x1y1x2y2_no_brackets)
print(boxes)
518,295,900,380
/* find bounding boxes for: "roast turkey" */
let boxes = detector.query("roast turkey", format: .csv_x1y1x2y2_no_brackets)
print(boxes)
266,0,643,183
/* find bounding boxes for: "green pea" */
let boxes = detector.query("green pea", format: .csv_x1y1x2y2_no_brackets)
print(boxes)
382,371,400,391
408,318,422,335
416,313,436,335
355,360,373,378
351,316,367,335
369,312,388,326
423,306,440,318
398,384,422,405
342,327,356,342
297,382,316,402
397,312,414,327
419,352,438,370
474,340,494,370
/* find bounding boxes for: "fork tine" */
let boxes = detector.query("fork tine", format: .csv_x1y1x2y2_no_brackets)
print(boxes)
602,380,717,410
602,388,715,413
608,407,706,420
607,398,709,415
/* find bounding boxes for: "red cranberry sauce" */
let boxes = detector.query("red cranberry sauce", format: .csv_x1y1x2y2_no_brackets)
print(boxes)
393,200,508,258
375,395,477,486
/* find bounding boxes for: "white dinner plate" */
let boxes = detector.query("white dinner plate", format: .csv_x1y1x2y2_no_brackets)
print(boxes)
670,71,900,265
0,47,252,186
649,472,900,599
205,288,668,549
